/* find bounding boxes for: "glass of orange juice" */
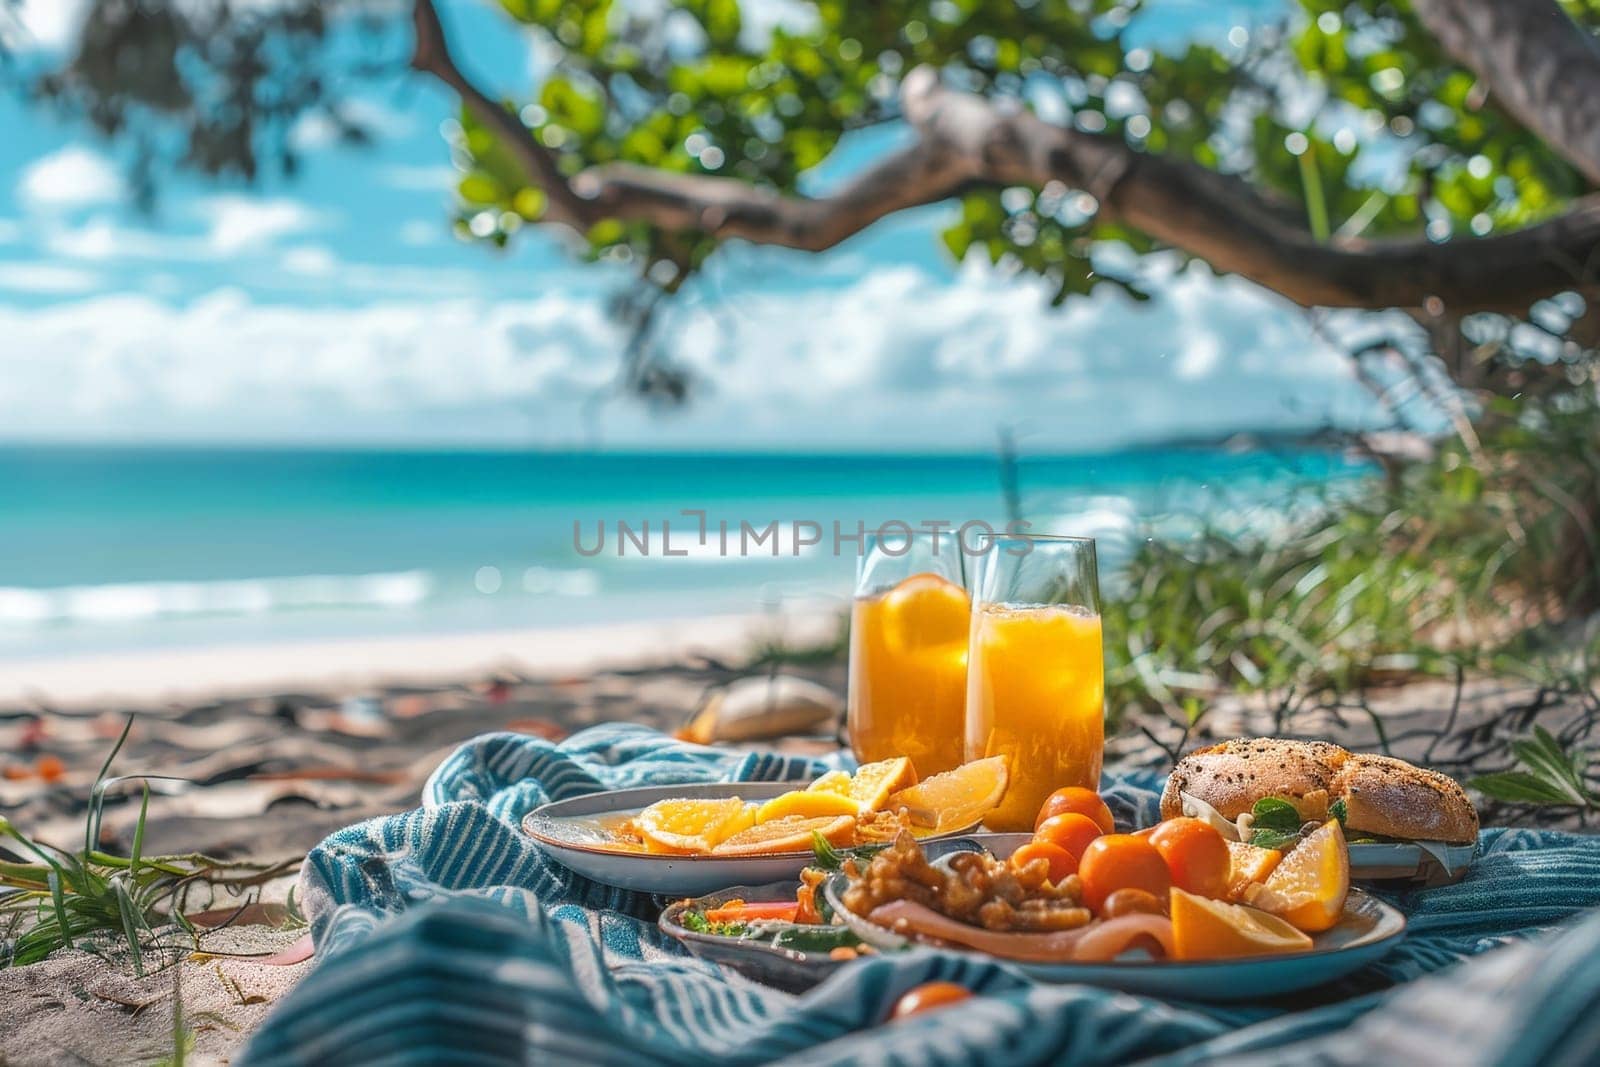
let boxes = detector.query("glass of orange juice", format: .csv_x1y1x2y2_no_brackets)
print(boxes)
847,530,970,775
965,534,1104,831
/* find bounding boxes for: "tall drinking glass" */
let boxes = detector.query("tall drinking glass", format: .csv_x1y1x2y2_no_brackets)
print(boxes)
847,530,970,775
966,535,1104,831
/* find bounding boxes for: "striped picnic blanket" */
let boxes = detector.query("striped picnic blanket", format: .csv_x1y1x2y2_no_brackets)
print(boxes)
241,725,1600,1066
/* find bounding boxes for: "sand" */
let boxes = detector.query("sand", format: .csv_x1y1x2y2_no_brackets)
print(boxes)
0,609,842,710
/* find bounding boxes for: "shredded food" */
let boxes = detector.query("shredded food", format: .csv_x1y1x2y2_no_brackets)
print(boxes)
843,830,1091,933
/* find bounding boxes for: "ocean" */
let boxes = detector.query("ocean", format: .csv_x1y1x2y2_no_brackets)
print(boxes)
0,445,1369,660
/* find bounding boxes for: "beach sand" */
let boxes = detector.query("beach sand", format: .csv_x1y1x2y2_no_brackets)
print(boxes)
0,610,845,1065
0,610,843,709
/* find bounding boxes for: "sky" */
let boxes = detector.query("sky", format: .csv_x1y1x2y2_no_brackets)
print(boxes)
0,0,1384,452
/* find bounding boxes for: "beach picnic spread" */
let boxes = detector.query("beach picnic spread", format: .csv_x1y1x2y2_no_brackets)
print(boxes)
238,724,1600,1066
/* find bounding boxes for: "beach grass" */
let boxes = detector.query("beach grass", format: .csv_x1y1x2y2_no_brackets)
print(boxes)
0,717,300,974
1101,393,1600,736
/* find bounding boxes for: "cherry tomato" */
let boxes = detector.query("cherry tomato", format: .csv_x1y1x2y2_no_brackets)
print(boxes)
1077,834,1172,913
1147,817,1231,899
1034,812,1103,862
1009,840,1077,884
890,982,974,1020
1034,786,1115,834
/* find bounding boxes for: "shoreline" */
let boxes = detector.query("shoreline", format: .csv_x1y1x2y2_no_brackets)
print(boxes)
0,609,841,709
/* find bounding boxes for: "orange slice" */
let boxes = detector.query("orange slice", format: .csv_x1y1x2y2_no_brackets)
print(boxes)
849,757,918,809
1225,840,1284,900
880,573,970,653
1170,887,1314,959
886,756,1009,830
711,814,856,856
1243,820,1349,932
807,770,856,799
634,797,755,854
756,789,864,822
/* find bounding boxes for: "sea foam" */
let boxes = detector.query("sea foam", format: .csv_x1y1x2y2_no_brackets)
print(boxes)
0,570,433,627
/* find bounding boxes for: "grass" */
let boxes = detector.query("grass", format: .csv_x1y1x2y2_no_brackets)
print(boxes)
0,716,301,975
743,610,851,669
1101,392,1600,735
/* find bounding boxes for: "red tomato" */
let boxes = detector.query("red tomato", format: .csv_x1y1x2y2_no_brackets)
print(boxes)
1009,840,1077,884
1034,813,1103,862
1033,787,1115,834
1147,818,1231,898
890,982,974,1020
1077,834,1172,913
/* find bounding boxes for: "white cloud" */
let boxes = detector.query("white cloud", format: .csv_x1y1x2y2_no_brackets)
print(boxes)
0,261,1381,447
0,289,620,440
195,195,326,255
17,146,123,212
44,217,167,261
42,195,328,262
280,244,338,276
0,261,101,295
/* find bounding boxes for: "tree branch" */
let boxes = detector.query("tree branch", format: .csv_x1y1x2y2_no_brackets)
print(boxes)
410,0,1600,315
1411,0,1600,187
410,0,593,227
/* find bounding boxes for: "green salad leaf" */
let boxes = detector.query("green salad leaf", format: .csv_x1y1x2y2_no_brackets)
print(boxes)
1247,797,1305,849
1329,798,1348,826
770,926,863,953
811,831,843,871
810,832,888,872
680,909,747,937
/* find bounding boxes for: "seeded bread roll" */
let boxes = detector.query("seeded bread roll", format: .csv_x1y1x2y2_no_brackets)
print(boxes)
1332,754,1479,844
1159,737,1349,823
1159,737,1478,845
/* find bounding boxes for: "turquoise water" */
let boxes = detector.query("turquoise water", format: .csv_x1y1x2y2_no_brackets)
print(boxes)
0,445,1368,659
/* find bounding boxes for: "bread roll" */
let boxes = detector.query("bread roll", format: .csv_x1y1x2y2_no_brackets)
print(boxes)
1160,737,1478,844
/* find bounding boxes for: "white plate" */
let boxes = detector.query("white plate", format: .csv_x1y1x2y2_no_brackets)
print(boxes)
523,782,975,896
823,871,1406,1001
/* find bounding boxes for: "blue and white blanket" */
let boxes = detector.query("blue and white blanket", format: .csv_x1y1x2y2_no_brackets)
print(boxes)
241,725,1600,1066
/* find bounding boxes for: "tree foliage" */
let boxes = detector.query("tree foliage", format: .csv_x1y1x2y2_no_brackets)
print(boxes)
12,1,1600,399
440,1,1597,308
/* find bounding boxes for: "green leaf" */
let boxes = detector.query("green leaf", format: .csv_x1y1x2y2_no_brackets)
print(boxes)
1248,828,1302,850
1329,798,1347,826
701,0,741,47
1250,797,1303,834
88,715,134,857
1247,797,1305,848
770,925,861,952
113,879,146,978
1469,770,1577,806
810,831,842,871
679,909,746,937
587,218,626,247
540,76,606,140
47,870,73,952
940,224,973,261
1506,727,1593,806
130,785,150,878
458,173,504,205
512,187,547,221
